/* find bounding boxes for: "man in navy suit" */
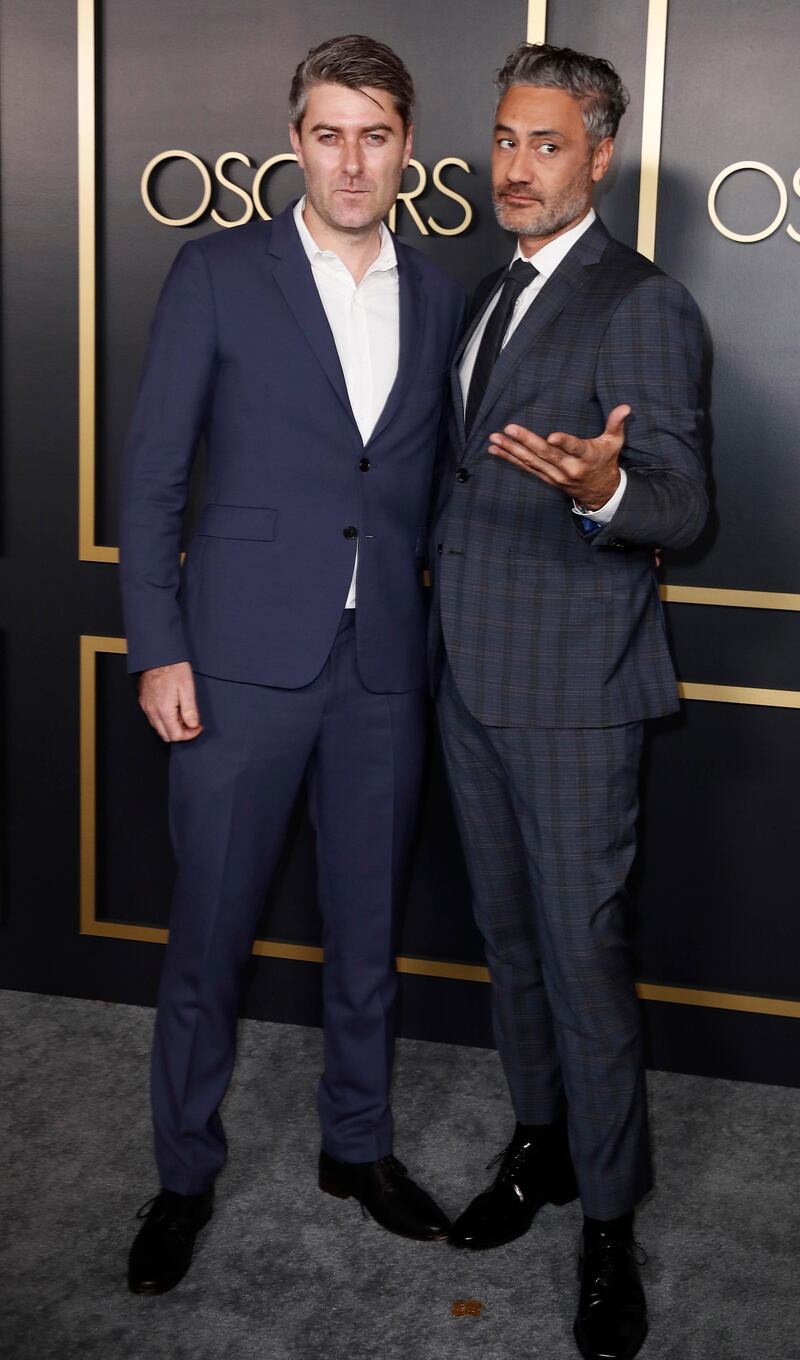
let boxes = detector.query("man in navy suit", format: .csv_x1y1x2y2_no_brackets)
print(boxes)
121,35,464,1294
432,45,707,1360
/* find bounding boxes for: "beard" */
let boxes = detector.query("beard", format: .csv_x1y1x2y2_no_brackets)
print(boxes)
305,170,402,236
493,169,592,239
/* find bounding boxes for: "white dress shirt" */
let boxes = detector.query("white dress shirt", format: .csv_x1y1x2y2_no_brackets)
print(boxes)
459,208,626,524
294,197,400,607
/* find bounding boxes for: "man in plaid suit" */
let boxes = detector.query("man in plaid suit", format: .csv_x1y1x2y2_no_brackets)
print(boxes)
432,44,707,1360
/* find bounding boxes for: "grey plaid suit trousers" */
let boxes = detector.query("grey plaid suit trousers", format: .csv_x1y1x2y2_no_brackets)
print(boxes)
438,665,651,1220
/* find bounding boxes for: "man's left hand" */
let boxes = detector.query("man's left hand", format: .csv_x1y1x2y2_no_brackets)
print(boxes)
488,404,631,511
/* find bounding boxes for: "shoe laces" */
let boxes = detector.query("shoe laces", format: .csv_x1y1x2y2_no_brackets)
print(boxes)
356,1155,408,1219
586,1236,647,1292
134,1192,193,1238
379,1155,408,1177
486,1139,530,1179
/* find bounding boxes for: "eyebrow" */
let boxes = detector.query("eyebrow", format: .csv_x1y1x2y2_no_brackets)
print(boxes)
308,122,395,135
494,123,566,139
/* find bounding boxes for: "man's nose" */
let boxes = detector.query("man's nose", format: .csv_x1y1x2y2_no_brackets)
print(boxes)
341,139,365,178
507,145,534,183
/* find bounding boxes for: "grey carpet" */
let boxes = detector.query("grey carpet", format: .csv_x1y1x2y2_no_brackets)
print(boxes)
1,990,798,1360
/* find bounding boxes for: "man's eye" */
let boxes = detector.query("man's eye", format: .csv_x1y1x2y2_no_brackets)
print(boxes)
497,138,515,150
365,134,386,145
319,133,337,144
539,143,557,155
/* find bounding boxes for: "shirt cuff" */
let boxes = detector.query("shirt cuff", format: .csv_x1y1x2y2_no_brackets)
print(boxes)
571,468,628,524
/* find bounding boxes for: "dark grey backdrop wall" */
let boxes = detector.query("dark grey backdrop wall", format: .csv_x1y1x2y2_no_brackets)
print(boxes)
2,0,799,1082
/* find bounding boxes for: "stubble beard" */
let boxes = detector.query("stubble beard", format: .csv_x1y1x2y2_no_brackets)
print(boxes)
493,170,592,240
306,169,403,237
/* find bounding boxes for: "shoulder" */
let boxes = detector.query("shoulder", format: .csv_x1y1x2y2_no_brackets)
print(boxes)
599,234,700,316
395,239,465,310
170,220,273,279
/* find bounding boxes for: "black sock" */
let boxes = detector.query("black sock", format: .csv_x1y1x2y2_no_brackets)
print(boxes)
583,1211,634,1241
516,1118,566,1147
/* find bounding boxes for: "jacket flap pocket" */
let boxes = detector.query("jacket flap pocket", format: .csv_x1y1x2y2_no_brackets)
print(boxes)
197,504,277,541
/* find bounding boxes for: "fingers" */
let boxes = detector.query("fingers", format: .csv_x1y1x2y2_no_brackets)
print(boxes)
489,424,551,459
604,403,631,439
545,430,586,458
177,673,202,734
489,425,571,483
138,663,203,743
490,443,566,487
545,404,631,456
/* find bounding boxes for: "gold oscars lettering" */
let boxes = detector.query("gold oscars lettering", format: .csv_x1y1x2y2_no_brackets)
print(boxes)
141,150,474,236
708,161,800,243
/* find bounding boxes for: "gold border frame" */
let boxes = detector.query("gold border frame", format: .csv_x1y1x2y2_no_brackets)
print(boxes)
79,635,800,1018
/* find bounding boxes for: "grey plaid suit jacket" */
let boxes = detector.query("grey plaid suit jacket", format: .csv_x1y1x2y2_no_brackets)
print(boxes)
431,216,707,729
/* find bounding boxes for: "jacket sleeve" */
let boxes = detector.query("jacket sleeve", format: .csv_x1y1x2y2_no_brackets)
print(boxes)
589,272,708,551
119,241,217,674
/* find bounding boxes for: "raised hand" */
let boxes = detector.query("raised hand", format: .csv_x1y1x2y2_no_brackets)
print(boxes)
488,404,631,510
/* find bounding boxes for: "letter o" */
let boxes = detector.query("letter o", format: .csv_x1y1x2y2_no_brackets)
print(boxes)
707,161,787,243
787,167,800,243
252,153,299,221
141,150,212,227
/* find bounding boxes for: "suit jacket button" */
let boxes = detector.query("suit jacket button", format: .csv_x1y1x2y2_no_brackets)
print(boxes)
343,525,358,540
437,544,443,555
455,467,470,483
359,458,371,472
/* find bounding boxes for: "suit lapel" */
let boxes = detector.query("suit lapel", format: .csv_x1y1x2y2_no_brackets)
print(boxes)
449,269,505,445
367,241,426,447
265,204,356,427
452,269,506,370
262,205,422,446
460,217,611,449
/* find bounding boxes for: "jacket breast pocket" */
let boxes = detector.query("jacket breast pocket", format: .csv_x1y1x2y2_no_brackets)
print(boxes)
197,503,278,541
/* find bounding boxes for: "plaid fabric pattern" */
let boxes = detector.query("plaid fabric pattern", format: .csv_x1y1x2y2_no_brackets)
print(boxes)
432,217,707,729
438,668,651,1219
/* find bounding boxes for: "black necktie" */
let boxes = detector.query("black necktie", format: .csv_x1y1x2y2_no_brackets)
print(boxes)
465,259,538,435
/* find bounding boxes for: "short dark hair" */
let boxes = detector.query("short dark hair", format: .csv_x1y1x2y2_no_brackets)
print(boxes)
289,34,415,130
496,42,629,145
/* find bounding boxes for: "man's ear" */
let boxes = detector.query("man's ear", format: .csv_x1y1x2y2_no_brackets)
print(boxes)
402,123,414,170
288,122,304,168
591,137,614,184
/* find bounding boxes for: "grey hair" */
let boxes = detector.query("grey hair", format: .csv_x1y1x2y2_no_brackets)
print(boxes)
496,43,629,145
289,34,415,130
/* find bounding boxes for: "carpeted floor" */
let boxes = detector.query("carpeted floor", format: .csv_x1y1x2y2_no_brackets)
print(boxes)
1,989,798,1360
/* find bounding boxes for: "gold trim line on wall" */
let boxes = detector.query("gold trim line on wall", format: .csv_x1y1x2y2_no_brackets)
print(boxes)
78,0,116,563
527,0,548,44
637,0,669,261
661,584,800,611
79,920,800,1020
678,682,800,710
81,635,800,1018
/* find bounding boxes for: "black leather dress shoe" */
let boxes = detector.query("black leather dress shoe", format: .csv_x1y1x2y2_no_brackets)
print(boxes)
128,1187,214,1295
448,1122,578,1249
573,1227,647,1360
319,1151,450,1241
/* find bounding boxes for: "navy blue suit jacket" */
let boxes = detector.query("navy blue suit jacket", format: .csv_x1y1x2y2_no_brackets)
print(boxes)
120,204,465,693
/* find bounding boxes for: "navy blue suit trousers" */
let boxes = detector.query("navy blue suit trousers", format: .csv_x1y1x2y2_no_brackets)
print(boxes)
153,614,426,1193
